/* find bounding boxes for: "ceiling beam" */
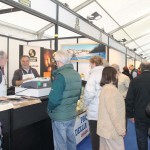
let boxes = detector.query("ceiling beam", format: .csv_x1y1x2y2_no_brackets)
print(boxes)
109,12,150,34
137,42,150,49
36,23,54,38
145,57,150,60
126,32,150,44
0,20,51,39
73,0,95,12
95,0,144,53
36,0,95,38
140,50,150,56
0,20,36,34
0,7,20,14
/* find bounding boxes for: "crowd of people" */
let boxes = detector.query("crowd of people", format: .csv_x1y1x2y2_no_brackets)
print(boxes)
0,50,150,150
84,57,150,150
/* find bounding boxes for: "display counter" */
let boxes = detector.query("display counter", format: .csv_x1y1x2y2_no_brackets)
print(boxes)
0,96,89,150
0,96,54,150
0,109,11,150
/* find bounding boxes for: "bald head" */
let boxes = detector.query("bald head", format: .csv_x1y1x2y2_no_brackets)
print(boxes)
140,62,150,73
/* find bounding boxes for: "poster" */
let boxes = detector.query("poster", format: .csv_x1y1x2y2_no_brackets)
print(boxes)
19,45,54,77
21,45,41,74
40,49,55,77
61,43,106,61
61,43,106,80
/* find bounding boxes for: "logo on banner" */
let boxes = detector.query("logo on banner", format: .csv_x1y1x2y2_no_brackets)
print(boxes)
75,114,88,137
28,49,37,62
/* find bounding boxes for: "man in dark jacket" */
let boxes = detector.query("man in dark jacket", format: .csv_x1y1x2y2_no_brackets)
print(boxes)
126,62,150,150
47,50,81,150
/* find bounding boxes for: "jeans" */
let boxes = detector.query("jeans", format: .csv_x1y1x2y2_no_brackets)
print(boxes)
135,119,150,150
52,118,76,150
89,120,99,150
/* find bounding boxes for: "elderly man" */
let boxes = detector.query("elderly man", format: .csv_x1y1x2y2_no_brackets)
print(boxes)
47,50,81,150
0,51,7,96
111,64,130,98
12,55,40,86
0,50,8,150
126,62,150,150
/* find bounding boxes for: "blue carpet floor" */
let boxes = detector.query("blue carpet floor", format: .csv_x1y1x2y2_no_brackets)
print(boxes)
77,135,92,150
77,119,150,150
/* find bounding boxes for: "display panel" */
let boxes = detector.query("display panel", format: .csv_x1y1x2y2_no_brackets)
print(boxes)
19,45,54,77
61,43,106,61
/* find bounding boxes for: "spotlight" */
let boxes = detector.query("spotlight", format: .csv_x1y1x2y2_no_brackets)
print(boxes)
87,12,102,20
117,38,127,43
63,3,69,8
133,48,137,51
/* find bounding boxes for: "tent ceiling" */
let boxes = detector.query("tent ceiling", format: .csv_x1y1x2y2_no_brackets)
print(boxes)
0,2,12,9
0,11,50,31
0,0,150,60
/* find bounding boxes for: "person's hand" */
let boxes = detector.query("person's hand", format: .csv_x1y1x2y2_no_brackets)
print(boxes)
121,132,126,137
0,97,8,100
22,78,33,84
130,118,135,123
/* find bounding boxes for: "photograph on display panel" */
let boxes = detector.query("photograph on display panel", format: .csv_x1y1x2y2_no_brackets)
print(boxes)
61,43,106,61
40,48,55,78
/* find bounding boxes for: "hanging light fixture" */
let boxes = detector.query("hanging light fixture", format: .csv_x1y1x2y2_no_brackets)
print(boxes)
87,12,102,20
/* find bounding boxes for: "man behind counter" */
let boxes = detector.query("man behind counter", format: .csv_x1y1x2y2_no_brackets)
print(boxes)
12,55,40,86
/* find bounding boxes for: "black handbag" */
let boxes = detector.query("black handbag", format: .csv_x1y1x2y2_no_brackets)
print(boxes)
145,102,150,117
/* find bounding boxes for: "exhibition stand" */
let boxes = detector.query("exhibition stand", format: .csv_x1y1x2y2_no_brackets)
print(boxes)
0,1,144,150
0,97,54,150
0,0,143,86
0,96,89,150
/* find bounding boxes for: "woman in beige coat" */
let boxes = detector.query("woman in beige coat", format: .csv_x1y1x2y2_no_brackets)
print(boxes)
97,66,126,150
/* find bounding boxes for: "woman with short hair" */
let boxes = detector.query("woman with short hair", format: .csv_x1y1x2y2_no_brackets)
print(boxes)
84,56,104,150
97,66,126,150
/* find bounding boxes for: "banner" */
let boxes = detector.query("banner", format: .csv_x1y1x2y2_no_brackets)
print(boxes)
19,45,54,77
40,48,55,77
74,112,89,144
20,45,41,75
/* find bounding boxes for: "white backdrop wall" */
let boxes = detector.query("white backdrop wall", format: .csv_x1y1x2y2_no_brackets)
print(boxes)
0,35,130,86
9,39,27,86
78,38,97,44
109,48,125,72
135,60,141,69
28,41,51,49
54,39,78,50
127,58,134,67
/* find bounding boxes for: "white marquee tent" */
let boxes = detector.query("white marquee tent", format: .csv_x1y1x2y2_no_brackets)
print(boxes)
0,0,150,60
